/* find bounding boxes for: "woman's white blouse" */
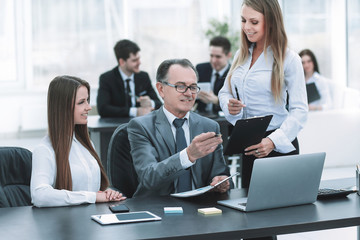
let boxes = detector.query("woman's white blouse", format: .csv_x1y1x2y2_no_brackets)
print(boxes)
307,72,332,110
30,135,101,207
218,46,308,153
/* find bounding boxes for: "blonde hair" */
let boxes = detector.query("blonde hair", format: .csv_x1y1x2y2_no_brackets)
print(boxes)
228,0,287,102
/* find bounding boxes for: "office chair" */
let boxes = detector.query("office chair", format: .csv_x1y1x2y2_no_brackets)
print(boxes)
107,123,138,198
0,147,32,207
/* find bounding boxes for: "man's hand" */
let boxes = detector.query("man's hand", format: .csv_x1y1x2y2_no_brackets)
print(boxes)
210,175,230,193
197,91,219,105
186,132,222,162
137,106,153,116
137,95,152,108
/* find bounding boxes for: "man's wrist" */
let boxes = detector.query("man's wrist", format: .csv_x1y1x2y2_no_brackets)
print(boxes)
186,148,197,163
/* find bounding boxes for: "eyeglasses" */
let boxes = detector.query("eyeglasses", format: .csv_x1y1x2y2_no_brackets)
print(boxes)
162,82,200,93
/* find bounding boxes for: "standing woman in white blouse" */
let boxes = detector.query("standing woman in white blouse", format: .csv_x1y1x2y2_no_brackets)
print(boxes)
218,0,308,190
31,76,126,207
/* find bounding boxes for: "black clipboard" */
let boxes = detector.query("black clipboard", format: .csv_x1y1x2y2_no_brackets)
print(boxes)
306,82,321,103
224,115,273,155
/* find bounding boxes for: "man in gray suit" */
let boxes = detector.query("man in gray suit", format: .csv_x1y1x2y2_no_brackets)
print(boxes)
128,58,231,197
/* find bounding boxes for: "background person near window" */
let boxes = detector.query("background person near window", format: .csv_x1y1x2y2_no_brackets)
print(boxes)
196,36,232,115
97,39,162,118
299,49,332,111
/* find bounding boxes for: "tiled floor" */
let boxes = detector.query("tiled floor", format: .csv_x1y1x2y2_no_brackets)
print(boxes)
0,136,357,239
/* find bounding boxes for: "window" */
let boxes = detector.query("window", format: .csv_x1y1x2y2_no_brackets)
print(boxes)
31,0,121,87
283,0,335,81
347,0,360,90
0,0,17,84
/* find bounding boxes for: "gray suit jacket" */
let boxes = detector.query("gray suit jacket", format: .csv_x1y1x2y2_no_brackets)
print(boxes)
127,107,230,197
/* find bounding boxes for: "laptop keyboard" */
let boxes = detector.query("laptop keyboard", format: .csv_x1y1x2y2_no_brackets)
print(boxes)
317,188,356,199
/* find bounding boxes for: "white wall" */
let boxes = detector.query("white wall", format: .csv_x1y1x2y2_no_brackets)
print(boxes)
298,109,360,167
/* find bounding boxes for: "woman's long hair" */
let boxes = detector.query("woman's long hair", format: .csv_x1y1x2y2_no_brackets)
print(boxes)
47,76,109,191
227,0,287,102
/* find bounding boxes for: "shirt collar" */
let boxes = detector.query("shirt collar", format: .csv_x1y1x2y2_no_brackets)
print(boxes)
249,43,273,55
162,106,190,126
118,67,134,82
212,63,230,77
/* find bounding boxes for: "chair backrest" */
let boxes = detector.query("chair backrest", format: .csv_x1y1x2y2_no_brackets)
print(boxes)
0,147,32,207
107,123,138,198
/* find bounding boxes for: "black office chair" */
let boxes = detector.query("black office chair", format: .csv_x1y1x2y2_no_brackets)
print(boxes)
107,123,138,198
0,147,32,207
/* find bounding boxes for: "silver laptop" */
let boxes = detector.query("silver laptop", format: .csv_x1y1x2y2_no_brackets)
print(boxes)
218,152,325,212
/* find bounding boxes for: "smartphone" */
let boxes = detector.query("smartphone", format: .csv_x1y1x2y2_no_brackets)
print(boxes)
109,204,130,213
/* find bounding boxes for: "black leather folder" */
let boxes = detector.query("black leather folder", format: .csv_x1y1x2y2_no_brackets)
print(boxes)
224,115,273,155
306,82,321,103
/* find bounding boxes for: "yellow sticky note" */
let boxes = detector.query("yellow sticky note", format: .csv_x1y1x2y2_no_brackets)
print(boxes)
198,207,222,215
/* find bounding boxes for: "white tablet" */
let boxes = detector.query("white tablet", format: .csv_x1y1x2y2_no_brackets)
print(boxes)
91,211,161,225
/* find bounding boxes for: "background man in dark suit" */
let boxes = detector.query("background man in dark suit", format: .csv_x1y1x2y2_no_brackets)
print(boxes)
196,36,232,114
97,39,162,117
128,59,231,198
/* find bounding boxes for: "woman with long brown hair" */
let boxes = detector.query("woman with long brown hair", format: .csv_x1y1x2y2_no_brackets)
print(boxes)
218,0,308,189
299,49,332,111
31,76,125,207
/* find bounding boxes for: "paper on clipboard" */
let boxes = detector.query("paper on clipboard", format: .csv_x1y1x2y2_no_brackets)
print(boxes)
170,172,239,198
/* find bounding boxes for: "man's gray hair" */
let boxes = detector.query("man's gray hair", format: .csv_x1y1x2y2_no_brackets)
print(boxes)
156,59,198,83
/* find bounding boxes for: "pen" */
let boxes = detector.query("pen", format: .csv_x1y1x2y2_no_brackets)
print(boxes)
235,86,240,101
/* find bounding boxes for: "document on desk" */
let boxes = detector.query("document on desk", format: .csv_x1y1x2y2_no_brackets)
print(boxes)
171,172,239,198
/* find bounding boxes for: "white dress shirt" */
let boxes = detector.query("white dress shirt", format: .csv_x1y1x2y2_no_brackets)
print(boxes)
307,72,332,110
162,107,194,169
218,45,308,153
205,64,230,112
162,107,195,191
119,67,155,117
31,135,100,207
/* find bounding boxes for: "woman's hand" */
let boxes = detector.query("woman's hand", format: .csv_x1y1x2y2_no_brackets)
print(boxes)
228,99,246,115
244,137,275,158
96,189,127,203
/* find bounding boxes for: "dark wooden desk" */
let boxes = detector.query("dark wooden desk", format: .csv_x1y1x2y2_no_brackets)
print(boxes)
87,115,232,169
1,178,359,240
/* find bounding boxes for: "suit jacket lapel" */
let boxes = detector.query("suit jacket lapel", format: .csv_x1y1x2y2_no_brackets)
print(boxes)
203,63,212,83
134,74,140,96
221,65,230,79
113,67,125,94
189,112,203,187
214,65,230,95
155,108,176,155
189,112,201,142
